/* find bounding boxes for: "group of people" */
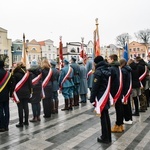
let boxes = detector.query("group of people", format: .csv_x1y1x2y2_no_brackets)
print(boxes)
0,55,93,132
0,53,150,146
90,54,150,144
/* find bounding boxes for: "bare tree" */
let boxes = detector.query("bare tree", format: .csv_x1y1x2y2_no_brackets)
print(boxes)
135,29,150,44
116,33,130,48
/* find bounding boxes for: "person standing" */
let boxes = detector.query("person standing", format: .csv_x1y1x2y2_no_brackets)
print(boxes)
78,60,88,103
28,60,42,122
128,59,141,116
0,60,12,132
59,59,74,110
90,56,112,144
135,57,147,112
50,60,60,114
41,59,53,118
86,55,94,98
119,59,133,124
70,56,80,106
108,54,124,133
11,62,32,127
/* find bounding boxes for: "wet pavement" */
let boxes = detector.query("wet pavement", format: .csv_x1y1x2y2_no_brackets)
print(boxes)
0,93,150,150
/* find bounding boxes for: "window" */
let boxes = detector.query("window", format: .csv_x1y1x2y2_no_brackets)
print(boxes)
137,48,140,51
53,54,55,59
70,48,76,53
29,55,31,61
129,49,132,52
142,53,145,58
48,46,51,50
77,47,79,53
33,55,35,59
4,49,8,55
133,48,136,51
17,46,21,50
138,54,140,57
32,47,36,51
130,54,132,58
49,54,51,59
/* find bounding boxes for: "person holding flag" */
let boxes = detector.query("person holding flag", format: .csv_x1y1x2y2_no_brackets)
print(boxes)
90,56,111,144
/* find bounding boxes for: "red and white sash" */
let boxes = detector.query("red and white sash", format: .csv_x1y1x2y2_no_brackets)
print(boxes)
87,69,93,80
13,71,30,103
0,71,11,92
139,66,148,88
60,66,72,90
109,67,123,105
122,73,132,104
94,76,111,115
32,73,42,85
42,68,52,99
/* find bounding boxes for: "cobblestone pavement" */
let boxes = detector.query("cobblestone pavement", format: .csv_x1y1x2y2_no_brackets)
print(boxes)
0,93,150,150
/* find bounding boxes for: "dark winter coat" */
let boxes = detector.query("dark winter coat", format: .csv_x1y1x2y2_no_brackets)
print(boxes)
129,62,141,88
109,61,121,98
0,68,12,102
12,66,32,100
41,68,53,98
90,61,111,110
121,65,132,96
136,59,147,87
28,67,42,103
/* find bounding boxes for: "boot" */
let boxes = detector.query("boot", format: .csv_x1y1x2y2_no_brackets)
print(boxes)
111,125,123,133
121,125,124,131
37,116,41,121
55,100,59,113
76,95,79,106
30,117,37,122
69,98,73,110
61,99,69,111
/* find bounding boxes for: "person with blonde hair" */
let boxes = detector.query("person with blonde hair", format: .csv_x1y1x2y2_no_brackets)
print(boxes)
41,59,53,118
11,62,32,127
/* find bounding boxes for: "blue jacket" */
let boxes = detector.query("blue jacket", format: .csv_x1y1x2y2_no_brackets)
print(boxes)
59,64,74,88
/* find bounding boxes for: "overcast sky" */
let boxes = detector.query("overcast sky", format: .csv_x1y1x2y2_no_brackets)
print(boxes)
1,0,150,47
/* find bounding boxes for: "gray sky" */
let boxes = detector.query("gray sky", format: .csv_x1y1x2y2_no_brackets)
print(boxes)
1,0,150,46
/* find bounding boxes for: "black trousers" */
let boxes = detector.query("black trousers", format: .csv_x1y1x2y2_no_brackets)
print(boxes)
100,109,111,142
123,98,132,121
115,98,124,126
42,98,52,117
0,101,10,129
17,98,29,124
31,103,41,118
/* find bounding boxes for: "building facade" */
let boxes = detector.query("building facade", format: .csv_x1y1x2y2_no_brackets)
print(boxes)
0,27,12,67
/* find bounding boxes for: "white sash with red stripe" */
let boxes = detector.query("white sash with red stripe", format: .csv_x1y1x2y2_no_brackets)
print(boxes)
109,67,123,105
60,66,72,90
32,73,42,85
139,66,148,88
13,71,30,103
42,68,52,99
122,73,132,104
87,69,93,80
94,76,111,115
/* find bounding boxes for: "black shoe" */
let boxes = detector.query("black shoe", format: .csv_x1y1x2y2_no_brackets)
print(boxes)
23,122,29,126
43,115,51,118
132,112,139,116
139,109,145,112
0,128,5,132
5,128,9,131
97,137,111,144
16,124,23,128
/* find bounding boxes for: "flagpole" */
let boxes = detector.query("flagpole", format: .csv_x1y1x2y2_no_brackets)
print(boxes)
95,18,99,40
23,33,26,66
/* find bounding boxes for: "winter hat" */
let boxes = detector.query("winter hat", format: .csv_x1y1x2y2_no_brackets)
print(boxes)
71,56,77,62
30,59,38,67
63,59,69,64
94,56,104,64
0,60,4,68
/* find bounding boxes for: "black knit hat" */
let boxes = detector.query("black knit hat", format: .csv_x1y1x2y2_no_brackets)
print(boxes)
94,56,104,64
0,60,4,68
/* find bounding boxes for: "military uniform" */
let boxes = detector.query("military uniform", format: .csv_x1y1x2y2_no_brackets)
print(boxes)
50,60,60,113
70,56,80,106
59,59,74,110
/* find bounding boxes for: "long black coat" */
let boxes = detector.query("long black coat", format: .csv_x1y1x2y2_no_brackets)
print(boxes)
28,67,42,103
41,68,53,98
0,68,12,102
12,67,32,100
121,65,132,96
109,61,121,98
90,61,111,110
51,67,59,92
129,62,140,88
